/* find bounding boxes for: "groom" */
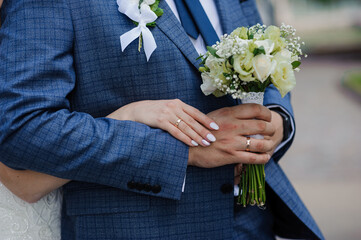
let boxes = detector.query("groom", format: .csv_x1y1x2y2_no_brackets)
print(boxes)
0,0,323,239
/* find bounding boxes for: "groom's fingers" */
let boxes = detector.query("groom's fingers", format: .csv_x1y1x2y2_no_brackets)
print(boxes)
234,120,275,137
236,137,273,153
233,151,270,165
232,104,272,122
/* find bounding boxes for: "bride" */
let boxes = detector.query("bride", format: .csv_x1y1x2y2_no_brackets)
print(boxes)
0,96,219,239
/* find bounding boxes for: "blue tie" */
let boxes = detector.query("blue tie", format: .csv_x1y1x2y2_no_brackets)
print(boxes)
174,0,199,39
175,0,220,46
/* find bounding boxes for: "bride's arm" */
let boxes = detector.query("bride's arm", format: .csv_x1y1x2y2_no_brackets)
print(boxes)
0,162,69,203
0,99,218,203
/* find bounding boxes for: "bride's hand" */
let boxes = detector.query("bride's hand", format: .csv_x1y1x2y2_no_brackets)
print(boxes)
107,99,219,147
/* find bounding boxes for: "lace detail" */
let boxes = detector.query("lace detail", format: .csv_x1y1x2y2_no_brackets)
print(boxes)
0,182,62,240
241,92,264,105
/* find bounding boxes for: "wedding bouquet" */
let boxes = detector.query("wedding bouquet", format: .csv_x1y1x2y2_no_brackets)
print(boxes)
198,23,305,207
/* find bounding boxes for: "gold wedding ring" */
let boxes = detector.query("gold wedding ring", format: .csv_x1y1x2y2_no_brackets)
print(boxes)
174,118,182,128
245,137,251,152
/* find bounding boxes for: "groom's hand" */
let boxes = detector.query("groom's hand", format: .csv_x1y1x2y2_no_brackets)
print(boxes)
188,104,275,168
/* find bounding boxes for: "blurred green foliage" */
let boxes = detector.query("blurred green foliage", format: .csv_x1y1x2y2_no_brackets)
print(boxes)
343,70,361,96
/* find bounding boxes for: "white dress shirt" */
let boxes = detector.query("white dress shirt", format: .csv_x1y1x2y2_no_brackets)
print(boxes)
166,0,223,55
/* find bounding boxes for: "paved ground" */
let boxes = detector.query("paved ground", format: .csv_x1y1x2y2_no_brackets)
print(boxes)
278,56,361,240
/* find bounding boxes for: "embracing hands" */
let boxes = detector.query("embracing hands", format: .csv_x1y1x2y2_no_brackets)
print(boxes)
108,99,284,170
188,104,282,168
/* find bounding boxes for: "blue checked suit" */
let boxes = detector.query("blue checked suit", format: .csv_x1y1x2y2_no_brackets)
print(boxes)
0,0,324,239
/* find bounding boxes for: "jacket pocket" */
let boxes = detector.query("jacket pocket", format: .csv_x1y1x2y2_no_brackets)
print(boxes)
64,185,150,216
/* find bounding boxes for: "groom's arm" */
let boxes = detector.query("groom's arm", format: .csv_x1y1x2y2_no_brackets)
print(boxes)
264,85,296,163
0,0,188,200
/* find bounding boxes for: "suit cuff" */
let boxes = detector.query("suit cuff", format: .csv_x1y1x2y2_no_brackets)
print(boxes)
182,174,186,192
267,105,295,154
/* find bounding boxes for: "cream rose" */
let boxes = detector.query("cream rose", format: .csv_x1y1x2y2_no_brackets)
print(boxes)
254,39,275,55
271,61,296,97
252,54,276,83
200,73,217,96
233,48,255,82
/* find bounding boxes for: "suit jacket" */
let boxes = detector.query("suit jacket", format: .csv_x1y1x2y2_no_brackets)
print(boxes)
0,0,323,239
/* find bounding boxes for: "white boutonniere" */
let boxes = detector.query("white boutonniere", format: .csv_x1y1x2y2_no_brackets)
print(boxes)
117,0,164,61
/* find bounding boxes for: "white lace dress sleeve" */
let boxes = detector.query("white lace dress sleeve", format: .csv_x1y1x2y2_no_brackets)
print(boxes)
0,182,62,240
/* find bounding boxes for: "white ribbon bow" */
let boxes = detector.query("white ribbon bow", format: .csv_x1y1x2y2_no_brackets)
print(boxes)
117,0,158,61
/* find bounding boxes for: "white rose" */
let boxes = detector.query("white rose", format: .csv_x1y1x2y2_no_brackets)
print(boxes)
275,49,292,61
253,54,276,83
254,39,275,55
233,48,255,82
200,73,217,96
271,61,296,97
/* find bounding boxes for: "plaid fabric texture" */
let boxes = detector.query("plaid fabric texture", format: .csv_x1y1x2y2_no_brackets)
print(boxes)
0,0,323,239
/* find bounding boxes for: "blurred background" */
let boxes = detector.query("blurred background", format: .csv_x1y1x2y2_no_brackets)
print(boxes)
256,0,361,239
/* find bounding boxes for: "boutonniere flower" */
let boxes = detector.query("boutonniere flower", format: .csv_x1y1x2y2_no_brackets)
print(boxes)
117,0,164,61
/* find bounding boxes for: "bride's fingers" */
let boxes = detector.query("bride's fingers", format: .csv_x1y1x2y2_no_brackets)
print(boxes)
164,122,198,147
173,118,211,147
182,104,219,130
176,111,215,145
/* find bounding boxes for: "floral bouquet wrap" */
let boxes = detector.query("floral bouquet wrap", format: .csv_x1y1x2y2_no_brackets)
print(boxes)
198,23,305,207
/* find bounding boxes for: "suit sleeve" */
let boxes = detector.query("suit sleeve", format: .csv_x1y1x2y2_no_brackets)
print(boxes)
0,0,188,200
264,85,296,163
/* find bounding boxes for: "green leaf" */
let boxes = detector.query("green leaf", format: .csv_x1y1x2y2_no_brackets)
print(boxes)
150,0,159,11
200,57,207,66
146,22,156,27
150,1,163,17
154,7,164,17
247,29,254,40
229,56,234,66
253,46,266,56
223,73,231,78
206,46,220,58
292,61,301,69
198,67,207,72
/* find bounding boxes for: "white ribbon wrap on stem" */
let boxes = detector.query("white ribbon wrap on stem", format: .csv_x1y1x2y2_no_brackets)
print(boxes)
117,0,158,61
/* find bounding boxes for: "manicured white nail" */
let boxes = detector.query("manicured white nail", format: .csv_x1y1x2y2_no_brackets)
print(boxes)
207,133,216,142
210,122,219,130
202,139,210,146
191,140,199,146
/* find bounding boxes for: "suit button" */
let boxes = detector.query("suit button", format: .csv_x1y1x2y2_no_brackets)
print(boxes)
152,184,161,194
144,184,152,192
220,183,233,194
136,183,145,191
127,181,136,189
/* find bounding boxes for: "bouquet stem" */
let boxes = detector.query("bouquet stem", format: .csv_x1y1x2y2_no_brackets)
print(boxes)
237,92,266,208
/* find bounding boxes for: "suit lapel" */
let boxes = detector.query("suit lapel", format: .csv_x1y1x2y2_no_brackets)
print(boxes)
156,0,250,68
156,1,201,68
